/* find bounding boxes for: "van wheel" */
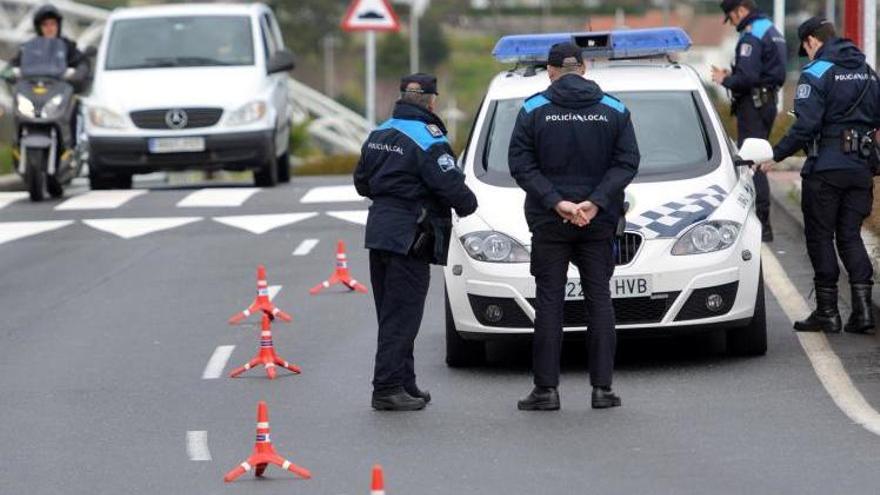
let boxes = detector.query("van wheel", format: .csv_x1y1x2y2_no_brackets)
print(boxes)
445,287,486,367
253,158,278,187
277,152,290,183
727,268,768,356
47,176,64,198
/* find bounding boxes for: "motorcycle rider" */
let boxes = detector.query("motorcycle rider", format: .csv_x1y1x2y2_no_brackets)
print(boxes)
10,4,87,78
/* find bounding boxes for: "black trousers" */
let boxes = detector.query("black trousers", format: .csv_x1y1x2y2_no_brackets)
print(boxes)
801,170,874,286
370,249,430,394
736,98,777,226
530,222,617,388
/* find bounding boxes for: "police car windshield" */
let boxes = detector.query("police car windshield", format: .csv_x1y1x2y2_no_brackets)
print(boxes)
480,91,717,184
105,16,255,70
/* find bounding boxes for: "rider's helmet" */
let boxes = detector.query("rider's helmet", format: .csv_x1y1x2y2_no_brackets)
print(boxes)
33,4,63,36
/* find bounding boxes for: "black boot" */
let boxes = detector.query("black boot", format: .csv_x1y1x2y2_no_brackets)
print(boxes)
404,384,432,404
761,223,774,243
372,388,426,411
845,284,876,335
517,386,560,411
591,387,622,409
794,285,842,333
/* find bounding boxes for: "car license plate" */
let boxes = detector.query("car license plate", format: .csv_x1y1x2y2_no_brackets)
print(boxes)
565,276,652,300
148,137,205,154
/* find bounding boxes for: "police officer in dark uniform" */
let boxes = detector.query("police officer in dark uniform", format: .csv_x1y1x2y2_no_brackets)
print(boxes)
712,0,787,242
354,74,478,411
509,44,640,411
759,18,880,334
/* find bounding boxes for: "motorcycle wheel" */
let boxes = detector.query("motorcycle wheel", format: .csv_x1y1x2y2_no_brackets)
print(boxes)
25,149,47,202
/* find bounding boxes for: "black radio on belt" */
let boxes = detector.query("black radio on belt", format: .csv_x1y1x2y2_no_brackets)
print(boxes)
842,128,861,154
751,87,776,109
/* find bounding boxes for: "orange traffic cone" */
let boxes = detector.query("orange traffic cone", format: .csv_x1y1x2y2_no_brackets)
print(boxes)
223,401,311,483
229,265,292,324
371,464,386,495
310,240,368,295
229,313,301,380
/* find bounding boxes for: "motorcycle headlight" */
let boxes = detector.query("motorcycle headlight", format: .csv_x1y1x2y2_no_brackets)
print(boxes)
226,100,266,126
460,231,530,263
41,94,65,118
88,106,128,129
671,220,742,255
16,95,35,117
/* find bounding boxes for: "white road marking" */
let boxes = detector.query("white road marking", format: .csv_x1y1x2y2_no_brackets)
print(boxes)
326,210,368,226
212,212,317,234
202,345,235,380
300,185,364,204
763,246,880,436
82,217,202,239
0,192,28,209
176,188,260,208
293,238,320,256
186,431,212,461
0,220,74,246
268,285,282,301
55,190,147,210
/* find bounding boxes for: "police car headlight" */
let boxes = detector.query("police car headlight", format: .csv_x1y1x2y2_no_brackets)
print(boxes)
41,94,65,119
460,231,530,263
226,100,267,126
88,106,128,129
16,95,35,118
671,221,741,255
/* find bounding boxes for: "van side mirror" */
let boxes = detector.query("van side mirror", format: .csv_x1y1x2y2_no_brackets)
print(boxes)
84,46,98,58
734,138,774,166
267,50,296,74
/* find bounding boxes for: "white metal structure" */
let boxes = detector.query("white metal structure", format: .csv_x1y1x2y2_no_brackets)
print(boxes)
0,0,369,155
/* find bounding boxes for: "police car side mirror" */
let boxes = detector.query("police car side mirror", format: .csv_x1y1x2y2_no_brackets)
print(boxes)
267,50,296,74
735,138,773,166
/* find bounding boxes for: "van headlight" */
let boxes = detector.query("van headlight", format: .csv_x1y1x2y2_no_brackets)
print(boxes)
41,94,65,118
88,106,128,129
671,221,741,255
460,231,530,263
226,100,266,126
16,95,35,117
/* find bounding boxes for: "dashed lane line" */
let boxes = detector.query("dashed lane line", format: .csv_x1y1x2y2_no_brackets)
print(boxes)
293,239,320,256
186,431,212,461
201,345,235,380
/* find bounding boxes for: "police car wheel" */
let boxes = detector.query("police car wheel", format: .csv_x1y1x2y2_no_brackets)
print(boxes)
277,152,290,183
445,286,486,367
253,157,279,187
726,268,768,356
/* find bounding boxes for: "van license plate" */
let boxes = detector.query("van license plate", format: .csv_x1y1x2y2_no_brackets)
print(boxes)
565,276,652,300
148,137,205,154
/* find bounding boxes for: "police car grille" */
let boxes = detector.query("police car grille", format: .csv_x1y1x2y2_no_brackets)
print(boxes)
542,292,681,326
130,108,223,129
615,232,643,266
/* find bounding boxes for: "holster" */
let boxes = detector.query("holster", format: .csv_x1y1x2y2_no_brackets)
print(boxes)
409,208,435,263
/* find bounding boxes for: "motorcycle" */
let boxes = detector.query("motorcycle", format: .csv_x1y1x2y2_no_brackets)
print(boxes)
2,38,92,201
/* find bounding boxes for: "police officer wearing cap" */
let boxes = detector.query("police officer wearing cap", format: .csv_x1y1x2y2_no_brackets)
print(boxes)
711,0,787,242
758,18,880,334
509,43,640,411
354,74,478,411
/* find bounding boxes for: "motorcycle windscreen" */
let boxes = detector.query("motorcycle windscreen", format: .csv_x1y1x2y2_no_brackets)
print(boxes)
19,38,68,78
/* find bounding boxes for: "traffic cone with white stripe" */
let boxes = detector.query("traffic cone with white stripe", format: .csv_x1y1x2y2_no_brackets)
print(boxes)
229,313,301,380
371,464,386,495
229,265,292,325
223,400,311,483
309,240,368,295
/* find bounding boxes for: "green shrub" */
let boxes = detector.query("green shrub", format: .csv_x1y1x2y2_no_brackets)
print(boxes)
0,145,12,175
294,154,359,176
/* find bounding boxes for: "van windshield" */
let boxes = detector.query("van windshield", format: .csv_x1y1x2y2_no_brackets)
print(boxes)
478,91,719,185
105,16,255,70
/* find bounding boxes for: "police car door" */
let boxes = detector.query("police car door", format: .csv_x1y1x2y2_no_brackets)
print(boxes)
260,11,291,156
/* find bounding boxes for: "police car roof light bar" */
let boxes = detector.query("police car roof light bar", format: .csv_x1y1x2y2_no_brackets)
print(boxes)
493,27,692,64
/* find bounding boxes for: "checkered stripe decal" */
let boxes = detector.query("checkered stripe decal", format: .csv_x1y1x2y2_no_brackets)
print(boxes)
626,185,728,239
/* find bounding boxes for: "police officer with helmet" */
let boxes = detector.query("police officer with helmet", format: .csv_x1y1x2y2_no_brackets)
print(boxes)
759,18,880,334
354,73,478,411
711,0,787,242
509,43,640,411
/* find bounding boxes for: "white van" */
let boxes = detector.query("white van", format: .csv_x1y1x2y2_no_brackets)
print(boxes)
84,3,295,189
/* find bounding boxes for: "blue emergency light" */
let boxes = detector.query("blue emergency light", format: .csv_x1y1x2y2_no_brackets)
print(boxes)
492,27,692,64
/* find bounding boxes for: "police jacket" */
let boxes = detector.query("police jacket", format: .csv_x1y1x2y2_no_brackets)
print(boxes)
773,38,880,174
508,74,640,232
722,13,787,96
354,101,478,265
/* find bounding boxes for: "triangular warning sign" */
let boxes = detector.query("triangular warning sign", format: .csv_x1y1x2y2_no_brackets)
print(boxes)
342,0,400,32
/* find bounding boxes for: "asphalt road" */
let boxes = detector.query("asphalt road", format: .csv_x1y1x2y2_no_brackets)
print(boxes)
1,175,879,494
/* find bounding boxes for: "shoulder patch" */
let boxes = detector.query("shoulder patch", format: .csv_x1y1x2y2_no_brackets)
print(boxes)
523,94,551,114
739,43,753,57
749,18,773,39
803,60,834,79
795,83,811,99
426,124,444,138
376,118,449,151
437,153,456,172
599,94,625,113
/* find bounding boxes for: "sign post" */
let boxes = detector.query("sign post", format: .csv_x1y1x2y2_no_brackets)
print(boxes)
342,0,401,128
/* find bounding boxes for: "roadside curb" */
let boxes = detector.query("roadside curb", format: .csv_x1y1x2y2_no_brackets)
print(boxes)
0,173,21,192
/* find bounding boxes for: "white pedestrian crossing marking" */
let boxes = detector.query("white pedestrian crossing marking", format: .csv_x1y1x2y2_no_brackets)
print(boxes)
177,188,260,208
82,217,202,239
0,220,73,246
293,239,320,256
0,192,28,210
55,190,147,210
186,430,212,461
326,210,368,226
212,212,317,234
300,185,364,204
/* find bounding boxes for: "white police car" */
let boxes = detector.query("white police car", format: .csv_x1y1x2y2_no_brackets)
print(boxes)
444,28,773,366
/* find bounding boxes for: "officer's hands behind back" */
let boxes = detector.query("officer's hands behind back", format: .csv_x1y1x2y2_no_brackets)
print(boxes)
555,200,599,228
